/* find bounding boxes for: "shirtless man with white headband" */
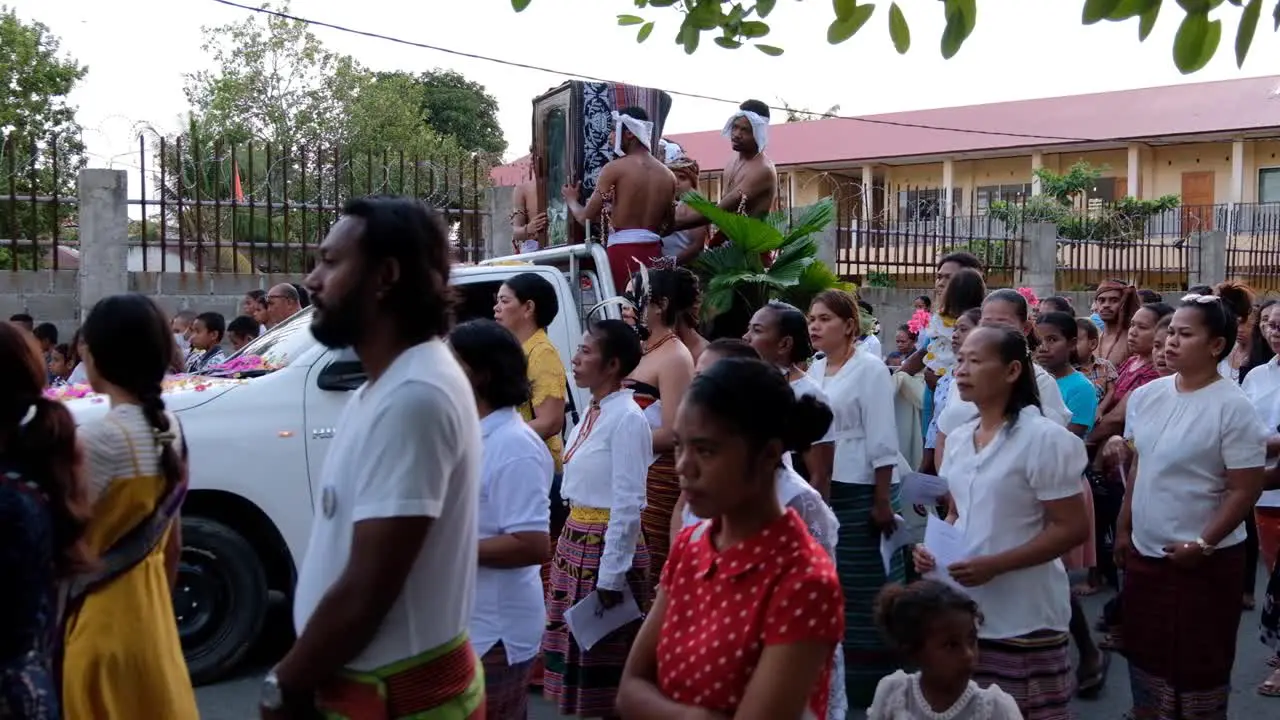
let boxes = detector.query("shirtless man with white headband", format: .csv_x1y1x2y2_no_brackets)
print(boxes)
562,106,675,293
673,99,777,243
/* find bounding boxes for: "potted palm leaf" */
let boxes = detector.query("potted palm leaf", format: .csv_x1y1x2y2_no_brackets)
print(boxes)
683,194,869,338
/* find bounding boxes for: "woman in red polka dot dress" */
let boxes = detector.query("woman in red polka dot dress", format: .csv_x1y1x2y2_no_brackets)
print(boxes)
617,357,845,719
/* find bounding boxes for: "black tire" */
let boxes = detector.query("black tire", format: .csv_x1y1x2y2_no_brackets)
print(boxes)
175,516,270,686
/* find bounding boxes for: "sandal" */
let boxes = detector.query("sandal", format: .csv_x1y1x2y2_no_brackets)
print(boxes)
1076,652,1111,699
1268,655,1280,670
1258,669,1280,697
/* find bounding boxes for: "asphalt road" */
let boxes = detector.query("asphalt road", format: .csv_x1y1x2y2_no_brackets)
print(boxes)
197,568,1280,719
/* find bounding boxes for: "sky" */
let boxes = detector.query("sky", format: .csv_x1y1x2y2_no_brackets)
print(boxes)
12,0,1280,195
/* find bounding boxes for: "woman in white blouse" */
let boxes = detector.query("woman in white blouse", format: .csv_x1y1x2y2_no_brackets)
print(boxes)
933,288,1073,463
450,320,554,720
914,324,1090,719
1116,293,1266,717
1246,304,1280,693
541,318,653,719
806,288,904,710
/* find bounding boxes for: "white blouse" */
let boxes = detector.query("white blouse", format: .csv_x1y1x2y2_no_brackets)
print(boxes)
935,364,1072,438
1126,376,1266,558
941,407,1086,639
807,348,903,485
868,671,1022,720
560,389,653,591
471,408,554,665
1241,357,1280,507
784,374,835,471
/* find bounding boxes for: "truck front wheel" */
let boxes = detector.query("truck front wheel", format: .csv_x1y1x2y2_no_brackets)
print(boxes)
175,516,270,685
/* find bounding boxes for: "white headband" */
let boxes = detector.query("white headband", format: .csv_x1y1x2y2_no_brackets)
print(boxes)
613,111,654,156
722,110,770,152
660,139,684,164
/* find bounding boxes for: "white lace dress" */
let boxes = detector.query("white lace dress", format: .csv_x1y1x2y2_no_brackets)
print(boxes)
867,671,1021,720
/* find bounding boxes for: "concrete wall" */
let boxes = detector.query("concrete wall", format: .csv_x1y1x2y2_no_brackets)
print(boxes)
0,271,80,340
130,272,306,320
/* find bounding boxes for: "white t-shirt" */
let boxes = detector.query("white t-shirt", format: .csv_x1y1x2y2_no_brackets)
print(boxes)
1242,358,1280,507
936,364,1072,437
1126,375,1266,558
807,348,903,485
471,407,553,665
942,407,1086,639
292,340,482,670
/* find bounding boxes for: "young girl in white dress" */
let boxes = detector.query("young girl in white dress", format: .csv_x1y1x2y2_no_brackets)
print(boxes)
869,580,1021,720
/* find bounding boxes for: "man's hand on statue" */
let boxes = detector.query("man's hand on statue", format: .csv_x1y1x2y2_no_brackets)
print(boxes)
561,182,580,202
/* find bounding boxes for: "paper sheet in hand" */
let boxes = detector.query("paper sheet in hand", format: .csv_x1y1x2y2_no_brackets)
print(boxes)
879,514,912,574
901,472,950,506
923,514,972,594
563,589,643,652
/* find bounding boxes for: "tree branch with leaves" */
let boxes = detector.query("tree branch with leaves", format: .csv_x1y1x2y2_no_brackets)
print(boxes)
511,0,1278,73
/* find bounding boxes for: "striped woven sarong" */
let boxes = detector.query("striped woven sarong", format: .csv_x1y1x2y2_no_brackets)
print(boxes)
1123,545,1244,719
640,452,679,581
315,632,485,719
974,631,1073,720
543,507,652,718
830,482,904,709
480,643,531,720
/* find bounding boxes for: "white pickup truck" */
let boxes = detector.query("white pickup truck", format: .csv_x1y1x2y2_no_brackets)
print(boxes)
61,244,618,684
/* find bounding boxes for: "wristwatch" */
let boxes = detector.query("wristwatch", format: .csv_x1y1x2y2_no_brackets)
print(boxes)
1194,537,1216,556
261,670,284,711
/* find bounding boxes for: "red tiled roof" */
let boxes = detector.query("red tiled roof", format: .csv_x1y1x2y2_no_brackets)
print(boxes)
491,75,1280,184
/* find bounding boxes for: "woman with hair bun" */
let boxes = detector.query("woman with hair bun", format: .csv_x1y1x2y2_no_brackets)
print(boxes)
618,358,845,719
0,322,93,719
61,293,198,718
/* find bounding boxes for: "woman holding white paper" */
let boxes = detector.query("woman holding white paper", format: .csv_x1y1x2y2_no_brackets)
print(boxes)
913,325,1090,720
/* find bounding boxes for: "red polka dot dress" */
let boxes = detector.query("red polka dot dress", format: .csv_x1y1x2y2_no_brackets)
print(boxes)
655,508,845,717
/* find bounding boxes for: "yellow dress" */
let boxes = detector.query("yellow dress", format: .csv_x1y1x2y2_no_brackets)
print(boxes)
61,404,199,720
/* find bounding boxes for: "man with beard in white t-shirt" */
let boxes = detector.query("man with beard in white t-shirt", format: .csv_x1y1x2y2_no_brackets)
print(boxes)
260,196,483,720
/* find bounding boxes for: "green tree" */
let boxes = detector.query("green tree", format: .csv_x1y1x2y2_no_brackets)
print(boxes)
373,70,506,155
182,2,364,150
517,0,1278,74
0,5,87,269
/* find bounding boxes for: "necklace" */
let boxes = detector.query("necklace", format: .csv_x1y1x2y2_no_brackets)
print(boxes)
645,331,678,355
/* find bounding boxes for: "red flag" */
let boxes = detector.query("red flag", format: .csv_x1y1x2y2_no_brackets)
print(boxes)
232,160,244,202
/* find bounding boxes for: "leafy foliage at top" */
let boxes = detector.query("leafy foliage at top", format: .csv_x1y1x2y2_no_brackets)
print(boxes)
512,0,1277,73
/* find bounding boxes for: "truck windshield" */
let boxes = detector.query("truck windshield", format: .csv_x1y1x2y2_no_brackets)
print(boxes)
209,307,318,376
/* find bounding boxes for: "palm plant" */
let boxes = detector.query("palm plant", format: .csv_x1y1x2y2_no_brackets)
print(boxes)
685,194,864,337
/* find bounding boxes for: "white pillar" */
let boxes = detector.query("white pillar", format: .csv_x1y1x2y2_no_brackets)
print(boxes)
861,164,874,225
942,158,955,216
1231,139,1245,204
1127,143,1141,199
1031,152,1044,196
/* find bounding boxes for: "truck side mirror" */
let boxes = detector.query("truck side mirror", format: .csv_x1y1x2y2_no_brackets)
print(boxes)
316,359,365,392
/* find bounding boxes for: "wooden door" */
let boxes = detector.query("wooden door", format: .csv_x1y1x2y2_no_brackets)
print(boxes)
1181,171,1215,233
1115,177,1128,201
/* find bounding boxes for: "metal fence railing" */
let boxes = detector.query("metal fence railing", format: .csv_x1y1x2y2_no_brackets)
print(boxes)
1,133,79,271
133,135,493,272
0,131,494,274
822,179,1280,292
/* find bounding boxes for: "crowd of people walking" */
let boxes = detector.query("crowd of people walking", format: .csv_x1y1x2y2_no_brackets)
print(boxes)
4,192,1280,720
